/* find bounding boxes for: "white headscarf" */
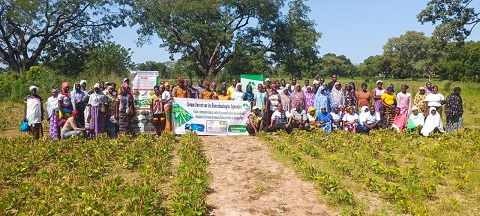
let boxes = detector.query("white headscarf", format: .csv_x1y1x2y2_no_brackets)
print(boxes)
421,107,443,136
232,83,244,101
409,106,425,127
29,86,38,91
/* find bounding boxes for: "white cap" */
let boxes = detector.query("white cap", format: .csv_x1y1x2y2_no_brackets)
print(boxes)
29,86,38,91
313,80,320,85
412,106,419,111
93,83,100,88
123,78,129,82
252,106,260,110
265,78,270,82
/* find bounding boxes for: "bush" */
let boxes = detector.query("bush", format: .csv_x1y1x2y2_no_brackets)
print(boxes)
0,66,65,101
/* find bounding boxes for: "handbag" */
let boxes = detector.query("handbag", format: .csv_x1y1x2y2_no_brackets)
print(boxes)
20,118,30,132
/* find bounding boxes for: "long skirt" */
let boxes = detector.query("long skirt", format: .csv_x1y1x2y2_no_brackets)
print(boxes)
386,106,395,126
164,104,172,132
118,112,132,135
446,115,462,132
49,110,59,140
374,100,383,112
106,115,117,138
90,106,106,137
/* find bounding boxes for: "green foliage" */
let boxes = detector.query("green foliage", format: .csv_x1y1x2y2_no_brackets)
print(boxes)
171,132,210,215
136,61,168,78
319,53,357,78
0,66,65,101
271,0,321,79
0,132,208,214
260,129,480,215
0,0,127,72
418,0,480,41
382,31,441,79
432,41,480,82
84,42,133,78
128,0,320,78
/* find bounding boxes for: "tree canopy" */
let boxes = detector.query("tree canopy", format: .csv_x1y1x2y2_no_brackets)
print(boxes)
418,0,480,41
0,0,127,72
127,0,320,78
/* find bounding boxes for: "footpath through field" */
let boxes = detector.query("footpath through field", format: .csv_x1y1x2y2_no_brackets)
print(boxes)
202,136,334,216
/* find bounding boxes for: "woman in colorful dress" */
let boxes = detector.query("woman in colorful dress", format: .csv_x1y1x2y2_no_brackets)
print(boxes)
88,83,108,137
342,106,358,133
304,86,315,113
290,84,305,111
445,87,463,132
372,80,385,112
105,85,118,138
412,87,427,113
243,85,255,107
344,82,357,109
329,82,345,108
58,82,73,128
392,107,408,132
317,106,333,132
46,89,60,140
424,82,433,94
117,83,135,135
162,84,173,132
315,86,330,117
279,87,292,112
381,86,396,125
396,85,412,115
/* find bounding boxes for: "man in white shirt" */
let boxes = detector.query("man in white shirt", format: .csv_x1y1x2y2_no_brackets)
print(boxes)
361,105,380,133
265,103,293,133
290,102,308,129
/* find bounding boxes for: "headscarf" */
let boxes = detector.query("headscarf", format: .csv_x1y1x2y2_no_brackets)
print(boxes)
232,83,245,101
62,82,69,90
330,83,344,108
290,84,305,110
235,83,242,91
29,86,38,91
51,89,59,94
412,88,427,112
304,86,315,112
421,107,444,136
424,82,433,94
409,106,425,127
72,110,79,116
80,80,87,85
121,82,129,88
315,86,330,117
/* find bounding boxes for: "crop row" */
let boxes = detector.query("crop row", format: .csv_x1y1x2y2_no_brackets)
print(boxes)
171,132,210,215
0,133,178,214
259,129,480,215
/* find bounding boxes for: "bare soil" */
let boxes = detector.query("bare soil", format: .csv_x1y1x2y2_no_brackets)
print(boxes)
202,136,335,216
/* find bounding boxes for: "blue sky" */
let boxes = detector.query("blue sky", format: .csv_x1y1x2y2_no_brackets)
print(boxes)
111,0,480,65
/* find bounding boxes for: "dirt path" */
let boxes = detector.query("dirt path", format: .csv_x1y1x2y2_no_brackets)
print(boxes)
202,136,334,216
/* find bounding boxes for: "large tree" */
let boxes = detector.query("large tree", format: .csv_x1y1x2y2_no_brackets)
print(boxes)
0,0,126,72
418,0,479,41
382,31,441,79
319,53,356,78
128,0,320,78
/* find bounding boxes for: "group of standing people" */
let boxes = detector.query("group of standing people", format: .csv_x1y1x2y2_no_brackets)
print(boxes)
24,79,136,140
23,75,465,140
244,75,464,137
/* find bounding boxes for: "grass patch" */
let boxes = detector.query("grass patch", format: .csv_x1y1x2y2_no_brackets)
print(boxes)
258,128,480,215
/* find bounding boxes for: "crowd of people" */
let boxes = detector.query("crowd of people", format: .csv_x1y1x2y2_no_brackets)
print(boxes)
23,75,464,140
